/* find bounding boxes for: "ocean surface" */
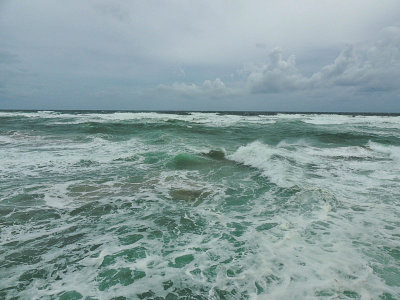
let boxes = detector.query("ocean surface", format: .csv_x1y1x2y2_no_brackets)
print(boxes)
0,111,399,300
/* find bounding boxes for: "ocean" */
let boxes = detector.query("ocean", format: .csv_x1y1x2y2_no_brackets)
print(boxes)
0,111,399,299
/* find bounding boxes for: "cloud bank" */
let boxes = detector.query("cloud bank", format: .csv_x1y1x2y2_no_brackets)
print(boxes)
0,1,400,111
156,78,237,97
157,26,400,104
245,26,400,94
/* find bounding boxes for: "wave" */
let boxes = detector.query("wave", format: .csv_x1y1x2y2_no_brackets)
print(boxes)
2,114,400,299
367,141,400,160
201,149,226,160
169,153,207,170
3,112,399,134
227,141,303,187
302,114,400,128
228,139,400,188
0,111,277,127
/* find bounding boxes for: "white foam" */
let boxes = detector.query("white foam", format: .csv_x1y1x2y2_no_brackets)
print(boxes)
302,114,400,129
228,141,307,188
227,138,400,216
1,113,400,299
368,141,400,160
0,111,279,127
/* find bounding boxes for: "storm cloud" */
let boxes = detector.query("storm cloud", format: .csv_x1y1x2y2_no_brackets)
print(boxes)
0,0,400,111
244,26,400,94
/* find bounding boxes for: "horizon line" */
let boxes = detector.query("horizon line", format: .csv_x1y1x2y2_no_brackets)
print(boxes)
0,109,400,116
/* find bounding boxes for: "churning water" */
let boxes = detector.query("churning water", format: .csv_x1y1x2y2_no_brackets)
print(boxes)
0,111,399,299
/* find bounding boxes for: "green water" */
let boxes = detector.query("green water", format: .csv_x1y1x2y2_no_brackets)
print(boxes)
0,111,399,299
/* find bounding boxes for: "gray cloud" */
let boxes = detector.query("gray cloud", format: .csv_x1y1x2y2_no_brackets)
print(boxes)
0,50,19,64
156,25,400,109
245,26,400,94
94,3,131,22
0,1,400,110
156,78,238,97
246,49,308,93
313,26,400,91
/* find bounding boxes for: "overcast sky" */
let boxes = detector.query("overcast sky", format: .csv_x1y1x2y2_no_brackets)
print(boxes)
1,0,400,111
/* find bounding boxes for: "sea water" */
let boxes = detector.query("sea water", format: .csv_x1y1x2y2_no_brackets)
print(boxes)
0,111,399,299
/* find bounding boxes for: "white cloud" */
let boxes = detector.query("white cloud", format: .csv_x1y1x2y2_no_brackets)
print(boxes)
244,26,400,94
312,26,400,91
149,26,400,100
155,78,237,97
246,49,308,93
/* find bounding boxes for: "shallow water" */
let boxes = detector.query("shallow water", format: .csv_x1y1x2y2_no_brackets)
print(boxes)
0,111,399,299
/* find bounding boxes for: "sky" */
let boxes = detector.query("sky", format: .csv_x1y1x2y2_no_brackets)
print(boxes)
1,0,400,112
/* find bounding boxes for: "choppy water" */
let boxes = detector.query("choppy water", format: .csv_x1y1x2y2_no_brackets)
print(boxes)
0,111,400,300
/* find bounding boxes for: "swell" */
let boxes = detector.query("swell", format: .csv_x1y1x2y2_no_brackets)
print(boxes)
1,112,400,299
227,139,400,189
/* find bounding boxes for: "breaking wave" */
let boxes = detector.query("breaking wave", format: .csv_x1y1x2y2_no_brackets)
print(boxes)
0,112,399,299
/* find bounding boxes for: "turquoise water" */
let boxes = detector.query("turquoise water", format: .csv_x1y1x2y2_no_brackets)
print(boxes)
0,111,399,299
